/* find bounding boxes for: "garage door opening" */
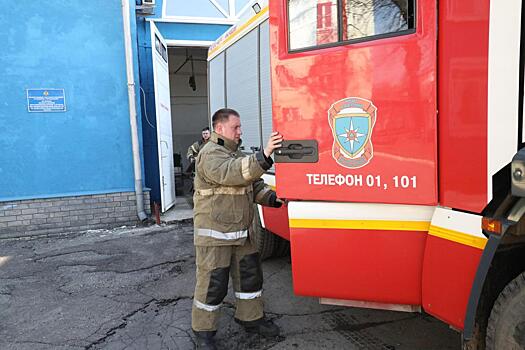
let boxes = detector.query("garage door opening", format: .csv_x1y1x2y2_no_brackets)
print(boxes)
161,46,210,221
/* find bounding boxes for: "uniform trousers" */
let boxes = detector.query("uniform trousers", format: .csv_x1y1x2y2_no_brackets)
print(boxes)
191,237,264,331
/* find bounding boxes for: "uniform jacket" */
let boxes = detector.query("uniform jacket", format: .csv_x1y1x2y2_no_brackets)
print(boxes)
193,132,279,246
187,139,206,161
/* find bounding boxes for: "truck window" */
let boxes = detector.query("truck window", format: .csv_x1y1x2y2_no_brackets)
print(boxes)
288,0,339,51
288,0,415,52
343,0,412,41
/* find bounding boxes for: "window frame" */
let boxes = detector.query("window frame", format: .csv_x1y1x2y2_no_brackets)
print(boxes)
286,0,417,54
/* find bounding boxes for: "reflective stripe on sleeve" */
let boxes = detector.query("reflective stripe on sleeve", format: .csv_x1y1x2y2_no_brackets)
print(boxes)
194,299,222,312
241,157,253,181
196,186,252,196
235,290,262,299
196,228,248,240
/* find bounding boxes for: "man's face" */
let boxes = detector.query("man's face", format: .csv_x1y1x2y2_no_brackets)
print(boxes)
216,115,242,143
202,130,211,141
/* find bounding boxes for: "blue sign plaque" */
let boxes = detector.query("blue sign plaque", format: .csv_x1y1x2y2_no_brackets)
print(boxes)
27,88,66,112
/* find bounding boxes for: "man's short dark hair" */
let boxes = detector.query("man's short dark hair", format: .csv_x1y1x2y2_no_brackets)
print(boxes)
202,127,210,132
212,108,240,129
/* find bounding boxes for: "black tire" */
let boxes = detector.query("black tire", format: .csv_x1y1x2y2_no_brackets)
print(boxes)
272,235,290,258
486,271,525,350
251,206,276,260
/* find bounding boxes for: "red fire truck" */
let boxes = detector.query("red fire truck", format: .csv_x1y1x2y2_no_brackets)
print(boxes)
208,1,525,348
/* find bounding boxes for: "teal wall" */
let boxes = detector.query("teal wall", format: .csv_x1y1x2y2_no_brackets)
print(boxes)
0,0,232,204
0,0,143,201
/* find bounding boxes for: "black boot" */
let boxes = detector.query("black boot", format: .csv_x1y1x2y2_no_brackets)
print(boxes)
193,330,217,350
235,317,280,337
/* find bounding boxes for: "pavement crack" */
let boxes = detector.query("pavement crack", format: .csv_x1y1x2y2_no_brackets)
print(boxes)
83,296,192,349
34,250,101,262
13,340,84,349
154,296,192,307
84,299,156,349
92,259,187,274
0,273,41,280
56,263,99,269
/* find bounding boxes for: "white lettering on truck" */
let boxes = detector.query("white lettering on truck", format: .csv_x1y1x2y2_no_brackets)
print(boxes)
306,174,417,190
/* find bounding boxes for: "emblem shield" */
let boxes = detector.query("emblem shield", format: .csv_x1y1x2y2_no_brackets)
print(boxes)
328,97,377,169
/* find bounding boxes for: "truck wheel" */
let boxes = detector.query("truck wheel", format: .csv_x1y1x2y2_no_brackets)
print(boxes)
251,206,276,260
273,236,290,258
462,323,485,350
486,271,525,350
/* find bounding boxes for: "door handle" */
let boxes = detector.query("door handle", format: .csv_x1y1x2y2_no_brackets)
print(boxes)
276,146,313,157
275,140,318,163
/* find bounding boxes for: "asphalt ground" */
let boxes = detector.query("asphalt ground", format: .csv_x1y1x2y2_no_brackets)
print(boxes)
0,222,461,349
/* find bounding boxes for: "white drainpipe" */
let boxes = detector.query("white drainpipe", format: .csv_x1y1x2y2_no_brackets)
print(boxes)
121,0,147,221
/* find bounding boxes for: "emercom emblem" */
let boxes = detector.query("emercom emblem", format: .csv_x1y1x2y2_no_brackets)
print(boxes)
328,97,377,169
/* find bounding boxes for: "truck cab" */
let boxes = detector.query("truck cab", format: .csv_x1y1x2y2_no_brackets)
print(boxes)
209,1,525,348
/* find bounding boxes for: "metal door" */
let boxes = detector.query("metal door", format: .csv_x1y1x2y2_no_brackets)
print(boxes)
150,22,176,212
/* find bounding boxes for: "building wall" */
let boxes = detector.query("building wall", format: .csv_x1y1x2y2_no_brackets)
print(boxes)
0,192,151,238
0,0,143,201
0,0,147,236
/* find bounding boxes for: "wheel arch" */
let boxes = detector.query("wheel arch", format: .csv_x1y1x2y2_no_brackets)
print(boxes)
463,200,525,345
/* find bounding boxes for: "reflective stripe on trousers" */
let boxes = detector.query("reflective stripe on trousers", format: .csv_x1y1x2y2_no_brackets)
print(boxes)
193,299,222,312
235,290,262,299
196,228,248,240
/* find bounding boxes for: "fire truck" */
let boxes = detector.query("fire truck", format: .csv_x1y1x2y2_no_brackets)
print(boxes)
208,0,525,348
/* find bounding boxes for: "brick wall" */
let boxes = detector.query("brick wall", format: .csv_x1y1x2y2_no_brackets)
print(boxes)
0,191,151,238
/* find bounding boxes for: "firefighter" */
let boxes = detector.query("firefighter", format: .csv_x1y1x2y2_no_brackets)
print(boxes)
191,108,283,349
186,126,211,171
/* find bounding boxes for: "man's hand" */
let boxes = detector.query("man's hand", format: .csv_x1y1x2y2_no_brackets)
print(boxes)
274,197,288,208
275,198,287,205
264,132,283,158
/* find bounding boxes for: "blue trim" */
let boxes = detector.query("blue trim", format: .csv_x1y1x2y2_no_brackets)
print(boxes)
0,187,151,203
155,22,231,42
164,0,226,18
137,17,162,203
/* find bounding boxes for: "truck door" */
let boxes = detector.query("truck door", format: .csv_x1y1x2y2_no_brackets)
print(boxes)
270,0,437,306
271,0,437,205
150,22,176,212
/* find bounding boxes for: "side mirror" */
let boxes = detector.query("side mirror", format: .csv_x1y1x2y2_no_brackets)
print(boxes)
511,148,525,196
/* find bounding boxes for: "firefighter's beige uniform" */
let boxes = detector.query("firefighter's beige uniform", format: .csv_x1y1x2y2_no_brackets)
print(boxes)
187,140,205,162
191,132,278,332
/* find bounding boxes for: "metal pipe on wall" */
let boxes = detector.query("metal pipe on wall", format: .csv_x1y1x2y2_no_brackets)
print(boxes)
121,0,148,221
